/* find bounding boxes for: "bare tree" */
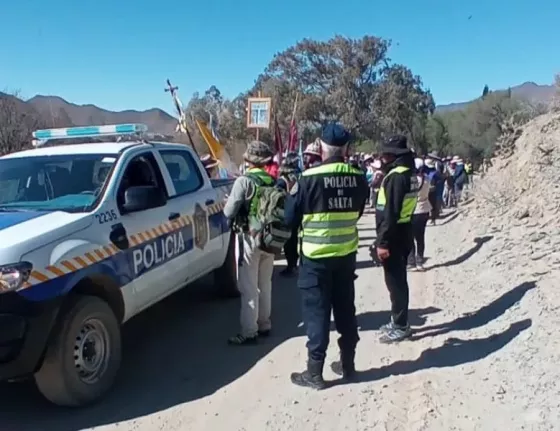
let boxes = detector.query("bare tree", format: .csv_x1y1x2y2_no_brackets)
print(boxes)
0,91,45,155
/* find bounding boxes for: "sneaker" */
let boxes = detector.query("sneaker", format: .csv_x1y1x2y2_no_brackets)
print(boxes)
416,263,425,271
228,334,258,345
379,326,412,344
258,329,271,337
379,320,399,333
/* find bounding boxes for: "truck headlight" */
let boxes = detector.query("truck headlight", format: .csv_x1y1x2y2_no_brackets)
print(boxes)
0,262,33,293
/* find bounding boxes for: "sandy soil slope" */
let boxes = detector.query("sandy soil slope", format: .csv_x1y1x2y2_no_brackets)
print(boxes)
0,205,557,431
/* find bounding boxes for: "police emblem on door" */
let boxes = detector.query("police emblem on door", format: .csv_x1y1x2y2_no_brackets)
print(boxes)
193,203,209,250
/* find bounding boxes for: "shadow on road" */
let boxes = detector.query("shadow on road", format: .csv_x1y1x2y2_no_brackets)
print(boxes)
411,281,536,341
0,269,303,431
429,211,460,226
352,318,532,384
436,210,457,220
424,235,493,270
358,306,441,331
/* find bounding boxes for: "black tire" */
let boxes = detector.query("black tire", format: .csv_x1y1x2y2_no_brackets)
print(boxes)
214,231,240,298
34,295,122,407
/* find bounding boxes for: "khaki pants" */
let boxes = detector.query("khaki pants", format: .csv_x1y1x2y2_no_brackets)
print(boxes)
237,234,275,337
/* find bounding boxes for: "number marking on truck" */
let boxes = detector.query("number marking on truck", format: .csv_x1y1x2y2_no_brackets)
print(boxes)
95,210,118,224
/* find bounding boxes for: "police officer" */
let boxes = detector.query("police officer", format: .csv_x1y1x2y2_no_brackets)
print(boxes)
285,123,369,389
373,135,419,343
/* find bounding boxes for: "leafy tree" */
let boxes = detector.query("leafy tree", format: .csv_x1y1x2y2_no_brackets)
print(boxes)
482,85,489,98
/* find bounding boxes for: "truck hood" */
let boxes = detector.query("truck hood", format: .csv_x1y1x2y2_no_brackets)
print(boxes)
0,210,92,261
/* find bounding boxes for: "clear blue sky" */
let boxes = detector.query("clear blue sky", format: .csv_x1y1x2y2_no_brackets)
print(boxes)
1,0,558,113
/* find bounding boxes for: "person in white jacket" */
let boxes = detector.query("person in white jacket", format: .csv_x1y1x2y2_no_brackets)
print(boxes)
408,158,432,271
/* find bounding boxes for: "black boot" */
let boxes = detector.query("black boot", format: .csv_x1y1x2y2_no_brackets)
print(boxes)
331,351,356,380
290,359,326,390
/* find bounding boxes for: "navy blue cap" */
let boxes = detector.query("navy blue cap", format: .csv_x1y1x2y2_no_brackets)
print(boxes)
321,122,351,147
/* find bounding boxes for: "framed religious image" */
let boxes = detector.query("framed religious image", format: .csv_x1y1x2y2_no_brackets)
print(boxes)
247,97,272,129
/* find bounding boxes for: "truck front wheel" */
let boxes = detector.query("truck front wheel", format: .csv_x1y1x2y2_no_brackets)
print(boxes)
34,295,122,407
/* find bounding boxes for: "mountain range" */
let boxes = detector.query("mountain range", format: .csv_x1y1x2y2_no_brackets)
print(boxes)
3,81,556,133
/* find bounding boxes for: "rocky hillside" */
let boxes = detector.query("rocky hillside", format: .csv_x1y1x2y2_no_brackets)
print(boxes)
462,110,560,277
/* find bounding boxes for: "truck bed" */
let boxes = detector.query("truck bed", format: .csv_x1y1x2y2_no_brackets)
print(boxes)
211,178,235,188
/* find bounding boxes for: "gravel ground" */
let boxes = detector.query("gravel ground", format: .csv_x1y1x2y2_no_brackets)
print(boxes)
1,205,557,431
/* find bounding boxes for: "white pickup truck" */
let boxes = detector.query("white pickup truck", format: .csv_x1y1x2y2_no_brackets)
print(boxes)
0,124,237,407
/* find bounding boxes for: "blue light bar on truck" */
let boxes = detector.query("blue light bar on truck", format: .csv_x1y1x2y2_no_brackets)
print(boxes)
32,123,149,147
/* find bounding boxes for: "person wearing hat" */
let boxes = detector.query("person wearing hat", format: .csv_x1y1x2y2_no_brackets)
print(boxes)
371,135,419,343
443,158,457,208
286,122,368,389
453,158,468,203
302,139,322,169
408,158,432,270
370,158,385,209
424,158,443,224
277,152,302,276
201,154,220,179
223,140,277,345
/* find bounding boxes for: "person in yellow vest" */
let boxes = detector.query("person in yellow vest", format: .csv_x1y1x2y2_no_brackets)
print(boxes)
372,135,419,343
223,141,276,345
285,123,369,389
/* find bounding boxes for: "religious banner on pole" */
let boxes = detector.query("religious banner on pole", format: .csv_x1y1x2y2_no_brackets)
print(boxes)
246,97,272,129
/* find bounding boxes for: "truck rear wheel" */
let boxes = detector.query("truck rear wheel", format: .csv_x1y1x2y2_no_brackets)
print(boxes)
34,295,121,407
214,231,240,298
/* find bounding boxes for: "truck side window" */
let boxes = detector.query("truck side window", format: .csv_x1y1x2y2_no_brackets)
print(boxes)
117,153,166,208
159,150,203,197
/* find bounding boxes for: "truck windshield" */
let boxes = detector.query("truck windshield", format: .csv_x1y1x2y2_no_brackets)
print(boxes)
0,154,118,212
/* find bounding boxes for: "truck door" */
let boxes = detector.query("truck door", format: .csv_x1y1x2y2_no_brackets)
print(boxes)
113,151,183,311
156,148,222,280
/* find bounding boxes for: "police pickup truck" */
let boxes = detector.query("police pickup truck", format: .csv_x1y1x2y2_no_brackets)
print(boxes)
0,124,237,407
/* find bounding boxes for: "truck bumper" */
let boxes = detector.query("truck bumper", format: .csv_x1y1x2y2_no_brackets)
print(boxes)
0,293,60,381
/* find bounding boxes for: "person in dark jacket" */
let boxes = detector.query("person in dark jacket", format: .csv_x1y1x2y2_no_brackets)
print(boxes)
425,158,443,224
453,159,468,203
371,135,419,343
277,152,302,276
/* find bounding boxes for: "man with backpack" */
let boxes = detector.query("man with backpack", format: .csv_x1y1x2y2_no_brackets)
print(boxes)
223,141,292,345
286,123,369,389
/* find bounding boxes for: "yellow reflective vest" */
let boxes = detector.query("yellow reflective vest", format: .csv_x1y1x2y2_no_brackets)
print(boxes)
376,166,419,224
300,162,367,259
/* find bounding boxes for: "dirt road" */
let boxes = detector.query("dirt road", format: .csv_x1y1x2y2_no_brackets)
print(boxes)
0,209,557,431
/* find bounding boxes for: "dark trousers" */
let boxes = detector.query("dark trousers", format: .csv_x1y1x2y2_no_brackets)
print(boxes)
410,212,429,260
382,238,412,327
284,227,299,269
428,191,439,223
298,254,360,362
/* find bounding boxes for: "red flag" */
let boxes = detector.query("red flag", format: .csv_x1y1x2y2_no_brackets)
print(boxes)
288,118,298,152
274,117,284,163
